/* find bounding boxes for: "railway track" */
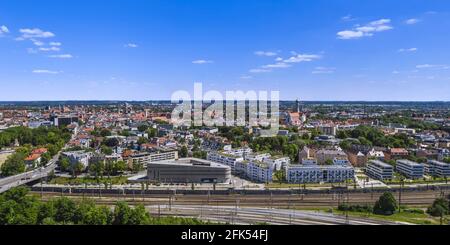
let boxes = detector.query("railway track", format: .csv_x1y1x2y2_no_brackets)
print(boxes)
32,189,446,208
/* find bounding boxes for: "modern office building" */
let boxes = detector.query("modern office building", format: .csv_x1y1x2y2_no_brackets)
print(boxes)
396,159,424,179
366,160,394,181
425,160,450,177
147,158,231,183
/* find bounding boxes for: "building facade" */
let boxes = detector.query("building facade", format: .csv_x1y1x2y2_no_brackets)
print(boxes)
396,159,424,179
366,160,394,181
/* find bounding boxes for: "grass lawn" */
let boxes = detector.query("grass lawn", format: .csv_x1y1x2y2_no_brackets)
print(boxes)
335,209,447,225
291,207,447,225
48,176,129,185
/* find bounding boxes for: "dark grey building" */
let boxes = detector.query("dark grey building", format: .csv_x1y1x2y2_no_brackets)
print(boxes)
147,158,231,183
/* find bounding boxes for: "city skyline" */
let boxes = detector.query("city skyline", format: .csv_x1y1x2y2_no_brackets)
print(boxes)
1,0,450,101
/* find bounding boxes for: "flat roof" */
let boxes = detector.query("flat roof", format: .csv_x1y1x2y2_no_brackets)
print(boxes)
397,159,423,167
149,158,230,169
369,160,393,168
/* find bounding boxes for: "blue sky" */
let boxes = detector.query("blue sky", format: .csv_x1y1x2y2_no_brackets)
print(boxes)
1,0,450,101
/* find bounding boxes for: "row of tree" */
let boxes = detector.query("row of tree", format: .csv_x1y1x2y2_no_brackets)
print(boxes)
337,125,416,148
0,187,207,225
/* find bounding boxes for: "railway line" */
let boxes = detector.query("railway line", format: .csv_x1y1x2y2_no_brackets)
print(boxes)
32,189,447,209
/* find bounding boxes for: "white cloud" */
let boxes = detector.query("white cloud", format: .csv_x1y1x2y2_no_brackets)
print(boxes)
32,69,60,74
249,68,271,73
337,30,365,39
312,67,335,74
49,42,61,46
49,54,73,59
261,62,291,69
254,51,278,57
19,28,55,39
31,39,45,46
192,60,213,64
337,18,393,40
248,53,320,74
124,43,138,48
39,46,61,52
398,48,418,52
0,25,9,34
405,18,420,25
341,15,356,22
284,54,321,63
240,75,253,79
416,64,449,69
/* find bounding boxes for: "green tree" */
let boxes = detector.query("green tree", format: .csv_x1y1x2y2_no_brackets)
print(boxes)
100,129,112,137
40,152,52,166
59,157,70,172
373,192,398,215
179,145,188,158
1,153,26,177
72,161,85,177
427,198,449,225
137,125,149,132
101,145,113,155
52,197,77,224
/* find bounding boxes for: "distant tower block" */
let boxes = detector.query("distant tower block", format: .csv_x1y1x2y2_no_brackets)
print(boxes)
295,99,300,113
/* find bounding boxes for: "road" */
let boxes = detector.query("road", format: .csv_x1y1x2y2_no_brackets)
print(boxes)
0,153,60,194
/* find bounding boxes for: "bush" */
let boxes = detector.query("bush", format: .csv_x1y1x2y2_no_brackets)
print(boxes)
338,204,373,213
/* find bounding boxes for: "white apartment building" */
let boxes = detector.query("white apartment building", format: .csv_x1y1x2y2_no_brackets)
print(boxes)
207,152,244,173
246,161,273,183
396,159,424,179
62,151,92,168
264,156,291,171
366,160,394,181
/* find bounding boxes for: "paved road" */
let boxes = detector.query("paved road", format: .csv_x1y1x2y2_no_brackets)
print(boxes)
0,153,59,194
146,205,402,225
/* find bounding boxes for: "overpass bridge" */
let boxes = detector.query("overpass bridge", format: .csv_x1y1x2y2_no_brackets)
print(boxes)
0,154,59,194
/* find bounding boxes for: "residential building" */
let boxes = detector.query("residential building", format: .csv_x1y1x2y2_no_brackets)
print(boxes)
62,151,92,169
207,152,244,173
246,161,273,183
286,163,354,183
384,148,409,161
316,149,348,164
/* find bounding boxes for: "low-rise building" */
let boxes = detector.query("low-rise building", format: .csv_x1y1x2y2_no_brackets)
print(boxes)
62,151,92,169
396,159,424,179
366,160,394,181
384,148,409,161
425,160,450,177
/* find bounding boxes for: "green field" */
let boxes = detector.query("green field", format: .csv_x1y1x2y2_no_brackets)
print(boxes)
302,207,448,225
